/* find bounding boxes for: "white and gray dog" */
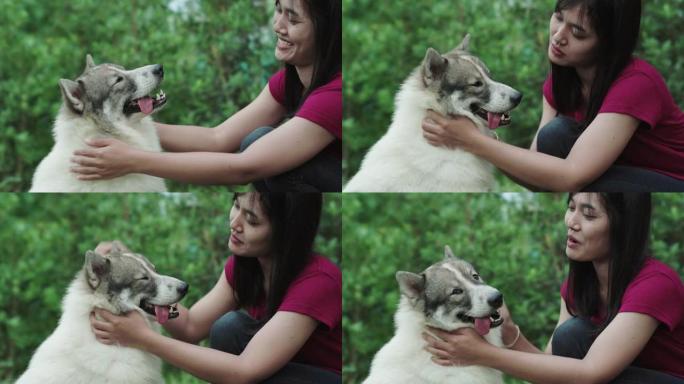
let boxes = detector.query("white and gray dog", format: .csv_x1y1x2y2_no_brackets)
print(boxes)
17,242,188,384
345,34,522,192
363,246,505,384
31,55,167,192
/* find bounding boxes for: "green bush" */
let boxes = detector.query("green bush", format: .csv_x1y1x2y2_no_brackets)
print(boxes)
0,0,279,192
342,193,684,384
342,0,684,190
0,192,341,382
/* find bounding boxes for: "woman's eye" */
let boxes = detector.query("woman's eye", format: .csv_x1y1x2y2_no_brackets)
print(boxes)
451,288,464,295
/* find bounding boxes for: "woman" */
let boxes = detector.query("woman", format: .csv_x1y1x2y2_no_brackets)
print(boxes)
71,0,342,192
424,193,684,383
90,193,342,383
422,0,684,191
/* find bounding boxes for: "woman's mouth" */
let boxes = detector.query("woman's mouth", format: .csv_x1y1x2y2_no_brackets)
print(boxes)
567,235,580,249
277,37,294,50
550,43,565,58
230,234,243,245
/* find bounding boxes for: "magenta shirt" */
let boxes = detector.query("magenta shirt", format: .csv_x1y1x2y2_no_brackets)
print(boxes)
268,69,342,158
561,258,684,378
543,58,684,181
224,254,342,374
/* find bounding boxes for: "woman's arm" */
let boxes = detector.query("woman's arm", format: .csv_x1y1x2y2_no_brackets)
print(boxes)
156,85,286,153
72,117,335,184
427,312,659,384
163,272,236,344
422,111,639,191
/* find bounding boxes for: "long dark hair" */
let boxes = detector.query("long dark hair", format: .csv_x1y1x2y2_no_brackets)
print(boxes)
551,0,641,129
281,0,341,114
232,193,322,321
566,193,651,332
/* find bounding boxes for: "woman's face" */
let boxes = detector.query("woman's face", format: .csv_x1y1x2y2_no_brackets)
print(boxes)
229,194,273,258
548,5,600,68
273,0,315,67
564,193,611,263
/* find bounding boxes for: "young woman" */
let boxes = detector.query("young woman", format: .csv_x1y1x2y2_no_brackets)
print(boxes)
422,0,684,191
424,193,684,383
90,193,342,383
71,0,342,192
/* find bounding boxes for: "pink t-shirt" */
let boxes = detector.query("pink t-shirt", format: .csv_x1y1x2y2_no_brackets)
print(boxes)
224,254,342,374
560,258,684,378
269,69,342,158
543,58,684,181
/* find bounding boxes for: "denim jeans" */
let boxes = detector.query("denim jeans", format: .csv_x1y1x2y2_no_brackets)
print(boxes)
209,310,341,384
239,126,342,192
536,116,684,191
552,317,684,383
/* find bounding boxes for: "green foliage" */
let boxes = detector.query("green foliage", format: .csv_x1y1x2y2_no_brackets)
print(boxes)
342,0,684,190
0,192,341,382
0,0,279,191
342,193,684,384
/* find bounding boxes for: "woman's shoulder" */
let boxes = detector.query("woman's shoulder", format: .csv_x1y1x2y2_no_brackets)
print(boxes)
614,58,667,87
301,254,341,281
632,257,683,285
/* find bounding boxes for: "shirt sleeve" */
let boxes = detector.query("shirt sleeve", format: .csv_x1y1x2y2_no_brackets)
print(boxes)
278,270,342,330
620,271,684,331
543,74,556,110
224,256,236,288
599,71,663,129
268,69,286,105
295,82,342,139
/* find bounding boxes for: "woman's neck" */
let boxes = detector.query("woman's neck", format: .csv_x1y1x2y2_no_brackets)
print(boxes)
593,258,610,304
575,65,597,101
296,63,314,89
257,255,273,293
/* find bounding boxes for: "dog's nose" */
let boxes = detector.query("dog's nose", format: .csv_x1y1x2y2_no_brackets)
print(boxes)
177,282,189,296
153,64,164,79
510,91,523,105
488,292,503,308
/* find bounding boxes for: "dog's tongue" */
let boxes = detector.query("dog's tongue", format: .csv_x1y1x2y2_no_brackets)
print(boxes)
137,97,154,115
474,317,492,336
487,112,503,129
154,305,169,324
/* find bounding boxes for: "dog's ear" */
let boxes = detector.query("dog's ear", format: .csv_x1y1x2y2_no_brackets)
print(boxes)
110,240,130,254
422,48,448,86
59,79,85,114
85,250,111,290
396,271,425,299
444,245,457,260
85,54,96,70
451,33,471,53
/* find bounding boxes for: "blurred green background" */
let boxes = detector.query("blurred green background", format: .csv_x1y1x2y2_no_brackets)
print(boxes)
0,0,279,192
342,0,684,190
342,193,684,383
0,192,341,383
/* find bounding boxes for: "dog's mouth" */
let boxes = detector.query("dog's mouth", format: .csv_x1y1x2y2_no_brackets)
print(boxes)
470,104,512,130
124,89,167,115
457,310,503,336
140,299,179,324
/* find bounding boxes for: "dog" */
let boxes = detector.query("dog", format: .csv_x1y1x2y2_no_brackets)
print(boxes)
362,246,505,384
344,35,522,192
16,241,188,384
30,55,167,192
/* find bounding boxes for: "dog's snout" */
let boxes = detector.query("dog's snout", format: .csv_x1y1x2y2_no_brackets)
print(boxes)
487,291,503,308
153,64,164,79
177,282,189,296
510,91,523,105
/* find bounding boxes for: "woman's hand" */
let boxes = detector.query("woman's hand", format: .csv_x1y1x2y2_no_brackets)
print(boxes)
423,326,494,367
421,110,482,151
71,138,141,180
90,308,154,349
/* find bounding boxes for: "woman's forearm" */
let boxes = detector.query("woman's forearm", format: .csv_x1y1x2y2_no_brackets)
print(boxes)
155,123,223,153
136,151,257,185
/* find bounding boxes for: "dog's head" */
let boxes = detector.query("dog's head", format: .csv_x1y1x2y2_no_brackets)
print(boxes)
84,241,188,324
58,54,167,123
421,34,522,131
396,245,503,335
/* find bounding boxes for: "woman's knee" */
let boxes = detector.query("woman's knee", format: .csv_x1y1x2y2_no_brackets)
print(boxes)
240,126,274,152
209,311,259,354
536,116,581,159
551,316,596,359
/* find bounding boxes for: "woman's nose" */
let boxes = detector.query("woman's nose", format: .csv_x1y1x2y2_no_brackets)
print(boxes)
230,213,243,231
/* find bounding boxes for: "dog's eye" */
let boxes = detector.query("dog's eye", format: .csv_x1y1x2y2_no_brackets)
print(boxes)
472,274,480,280
471,81,483,87
114,76,124,84
451,288,464,295
138,276,149,281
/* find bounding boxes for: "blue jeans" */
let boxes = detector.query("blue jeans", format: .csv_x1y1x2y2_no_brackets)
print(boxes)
239,126,341,192
536,116,684,191
552,317,684,383
209,311,341,384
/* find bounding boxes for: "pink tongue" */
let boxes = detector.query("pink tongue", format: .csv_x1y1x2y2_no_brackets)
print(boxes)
154,305,169,324
474,317,492,336
137,97,154,115
487,112,502,129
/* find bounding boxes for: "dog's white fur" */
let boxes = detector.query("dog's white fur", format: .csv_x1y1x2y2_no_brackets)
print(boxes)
16,272,164,384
